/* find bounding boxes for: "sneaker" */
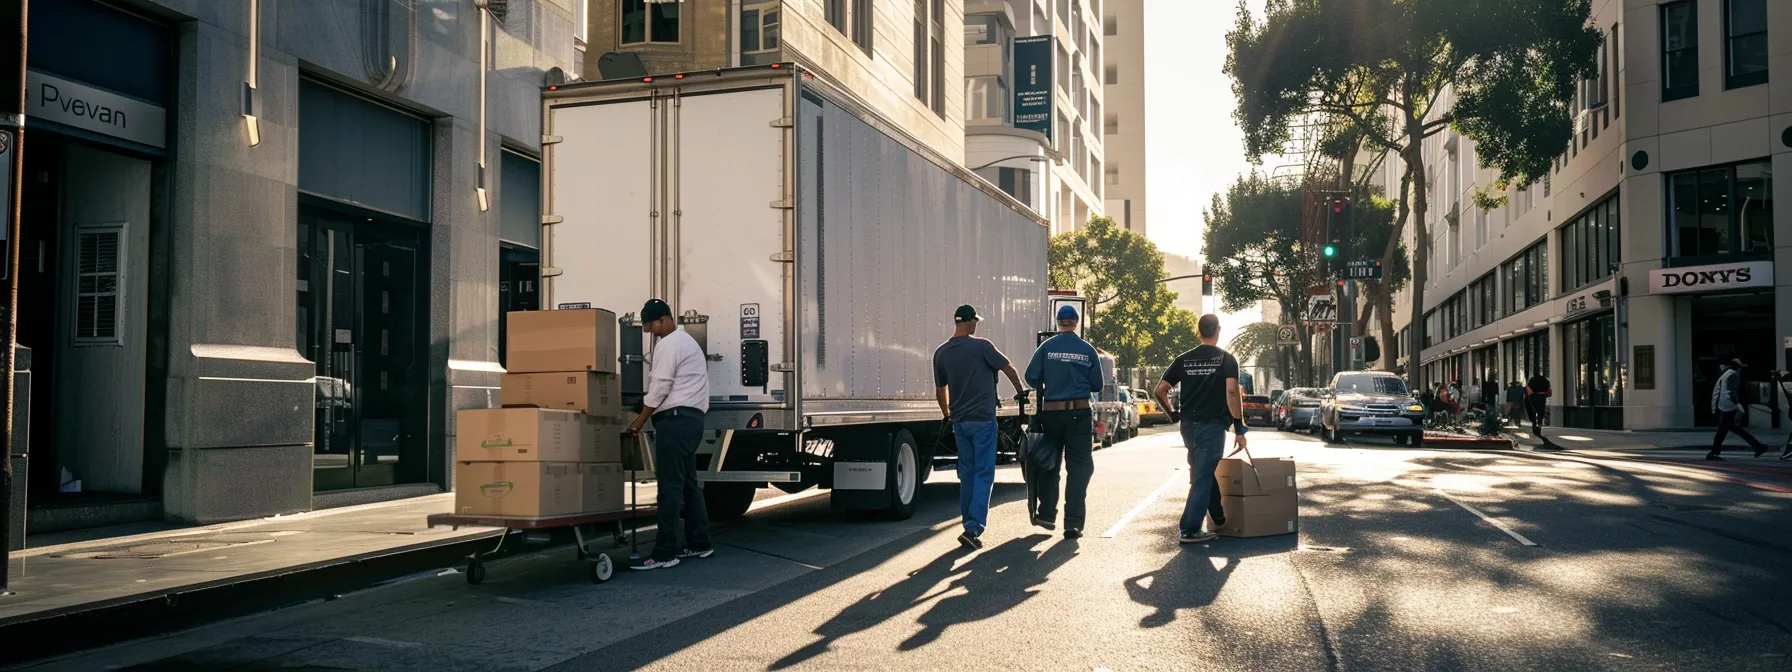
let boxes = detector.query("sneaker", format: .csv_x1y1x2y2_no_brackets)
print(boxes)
1179,531,1218,544
957,531,983,550
1031,516,1057,531
677,547,714,560
629,556,680,571
1705,453,1726,462
1064,528,1083,539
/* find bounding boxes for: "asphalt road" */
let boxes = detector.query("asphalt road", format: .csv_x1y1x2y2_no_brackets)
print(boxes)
21,426,1792,671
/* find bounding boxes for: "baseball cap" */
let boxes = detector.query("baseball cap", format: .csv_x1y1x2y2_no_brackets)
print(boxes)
1730,358,1745,369
954,305,982,323
641,298,672,323
1056,304,1080,321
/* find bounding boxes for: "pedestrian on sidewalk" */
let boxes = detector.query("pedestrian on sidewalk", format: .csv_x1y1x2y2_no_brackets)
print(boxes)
1708,358,1770,461
1024,304,1104,539
1481,373,1500,424
1153,314,1247,545
626,298,715,571
934,304,1028,550
1504,380,1524,425
1525,371,1554,449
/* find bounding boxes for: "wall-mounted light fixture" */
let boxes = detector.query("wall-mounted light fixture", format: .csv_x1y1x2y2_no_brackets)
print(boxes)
474,0,493,211
243,0,261,146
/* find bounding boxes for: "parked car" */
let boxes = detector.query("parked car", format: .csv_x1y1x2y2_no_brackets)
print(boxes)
1274,387,1324,431
1135,390,1166,426
1115,387,1140,440
1319,371,1429,446
1242,395,1274,426
1092,391,1124,447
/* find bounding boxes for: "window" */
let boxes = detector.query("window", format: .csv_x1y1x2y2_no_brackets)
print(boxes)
1501,331,1550,388
740,8,780,57
965,75,1008,123
998,167,1034,208
852,0,872,54
1503,241,1547,315
621,0,679,44
1104,112,1118,135
1104,14,1117,36
1104,63,1117,85
1611,23,1622,119
827,0,847,33
1661,1,1698,101
573,0,588,45
1559,193,1620,292
930,0,945,116
913,0,928,102
1669,160,1773,260
73,223,124,344
1471,272,1498,328
1105,163,1119,186
1726,0,1769,88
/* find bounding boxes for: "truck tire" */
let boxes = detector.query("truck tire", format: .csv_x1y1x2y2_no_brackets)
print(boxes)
880,429,922,521
704,482,756,522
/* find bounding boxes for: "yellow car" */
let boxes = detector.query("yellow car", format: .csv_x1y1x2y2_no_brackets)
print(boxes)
1135,395,1167,426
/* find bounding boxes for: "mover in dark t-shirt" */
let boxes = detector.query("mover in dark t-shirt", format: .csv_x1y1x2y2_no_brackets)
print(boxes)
1524,373,1553,446
1153,314,1246,545
933,304,1026,550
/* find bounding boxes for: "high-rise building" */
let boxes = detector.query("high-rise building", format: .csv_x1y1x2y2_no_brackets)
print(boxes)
1100,0,1145,237
963,0,1105,234
582,0,967,163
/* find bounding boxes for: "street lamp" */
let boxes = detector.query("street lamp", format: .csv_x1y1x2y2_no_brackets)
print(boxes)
969,155,1050,171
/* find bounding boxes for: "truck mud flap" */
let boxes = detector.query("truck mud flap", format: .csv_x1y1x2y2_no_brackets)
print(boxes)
828,428,896,511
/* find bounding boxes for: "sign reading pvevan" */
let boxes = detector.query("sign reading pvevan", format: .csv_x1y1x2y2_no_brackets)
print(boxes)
1647,260,1773,295
25,71,167,149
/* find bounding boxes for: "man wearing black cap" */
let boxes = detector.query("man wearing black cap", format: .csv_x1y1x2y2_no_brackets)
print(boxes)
934,304,1027,550
626,298,714,570
1023,304,1103,538
1710,357,1769,461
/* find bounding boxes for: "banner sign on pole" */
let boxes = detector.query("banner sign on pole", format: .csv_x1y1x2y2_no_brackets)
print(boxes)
1012,36,1054,141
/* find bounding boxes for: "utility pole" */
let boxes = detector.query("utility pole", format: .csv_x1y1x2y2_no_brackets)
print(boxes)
1,0,26,592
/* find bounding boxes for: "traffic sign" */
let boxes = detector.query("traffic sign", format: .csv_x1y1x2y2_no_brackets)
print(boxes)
1304,295,1338,322
1344,260,1383,280
1277,324,1297,345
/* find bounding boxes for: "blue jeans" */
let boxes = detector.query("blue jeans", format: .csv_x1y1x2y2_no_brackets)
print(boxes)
954,420,998,535
1178,419,1227,535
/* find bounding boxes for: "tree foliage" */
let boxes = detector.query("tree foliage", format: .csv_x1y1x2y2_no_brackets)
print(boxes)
1226,0,1600,386
1227,322,1283,367
1047,217,1200,368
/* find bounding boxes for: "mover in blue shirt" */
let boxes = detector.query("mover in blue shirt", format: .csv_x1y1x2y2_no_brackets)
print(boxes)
1024,304,1104,538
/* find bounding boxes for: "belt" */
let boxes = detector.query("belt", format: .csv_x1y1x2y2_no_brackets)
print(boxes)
1041,399,1091,411
653,407,706,419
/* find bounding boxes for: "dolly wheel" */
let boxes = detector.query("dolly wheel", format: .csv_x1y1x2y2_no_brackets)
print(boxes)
589,554,614,584
466,560,487,585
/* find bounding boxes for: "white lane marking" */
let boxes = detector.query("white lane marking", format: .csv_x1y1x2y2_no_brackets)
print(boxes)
1102,470,1185,538
344,636,422,649
1434,488,1538,546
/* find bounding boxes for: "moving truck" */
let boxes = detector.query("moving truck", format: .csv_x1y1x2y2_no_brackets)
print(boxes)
539,65,1049,521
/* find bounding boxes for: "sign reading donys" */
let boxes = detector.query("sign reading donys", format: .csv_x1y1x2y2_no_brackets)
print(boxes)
25,70,167,149
1647,260,1773,295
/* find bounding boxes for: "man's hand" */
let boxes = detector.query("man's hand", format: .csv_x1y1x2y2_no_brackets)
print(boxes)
626,420,645,436
1166,410,1180,424
1232,433,1249,452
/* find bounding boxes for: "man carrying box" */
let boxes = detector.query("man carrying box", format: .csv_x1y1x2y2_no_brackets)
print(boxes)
626,299,715,571
1154,314,1247,545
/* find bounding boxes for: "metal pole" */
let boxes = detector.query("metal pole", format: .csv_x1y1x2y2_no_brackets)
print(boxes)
1,0,27,592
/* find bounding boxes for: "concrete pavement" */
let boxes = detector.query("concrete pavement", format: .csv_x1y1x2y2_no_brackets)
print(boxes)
14,426,1792,671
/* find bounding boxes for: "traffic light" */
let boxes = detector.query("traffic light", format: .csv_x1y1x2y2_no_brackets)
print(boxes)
1325,196,1353,271
1201,273,1214,296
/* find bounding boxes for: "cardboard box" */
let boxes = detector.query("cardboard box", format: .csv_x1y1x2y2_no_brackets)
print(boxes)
1215,457,1297,497
506,308,619,374
582,463,627,512
457,407,618,463
1215,491,1299,538
502,371,623,418
455,461,586,517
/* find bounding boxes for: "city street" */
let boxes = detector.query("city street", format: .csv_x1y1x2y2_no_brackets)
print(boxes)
21,426,1792,671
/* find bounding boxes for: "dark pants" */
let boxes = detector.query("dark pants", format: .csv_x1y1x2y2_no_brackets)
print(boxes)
1208,484,1226,522
1712,408,1767,455
1178,419,1228,535
1033,408,1094,530
652,408,711,561
1526,395,1547,436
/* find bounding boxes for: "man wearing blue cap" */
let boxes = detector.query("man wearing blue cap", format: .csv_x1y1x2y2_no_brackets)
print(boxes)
1024,304,1104,538
934,304,1027,550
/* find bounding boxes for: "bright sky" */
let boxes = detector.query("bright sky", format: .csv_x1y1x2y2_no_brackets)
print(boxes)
1142,0,1271,342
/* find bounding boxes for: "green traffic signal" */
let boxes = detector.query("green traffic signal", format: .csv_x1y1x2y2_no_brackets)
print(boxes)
1323,245,1337,257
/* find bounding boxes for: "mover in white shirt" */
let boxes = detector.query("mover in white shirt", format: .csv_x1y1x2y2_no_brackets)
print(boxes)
626,299,715,570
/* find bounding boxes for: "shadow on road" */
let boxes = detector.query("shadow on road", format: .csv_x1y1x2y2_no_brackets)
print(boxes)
1123,536,1297,628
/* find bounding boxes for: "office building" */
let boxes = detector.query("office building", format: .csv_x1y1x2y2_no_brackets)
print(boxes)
1100,0,1144,236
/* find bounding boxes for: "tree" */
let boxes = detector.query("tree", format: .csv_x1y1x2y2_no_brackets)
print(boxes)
1048,217,1198,368
1227,0,1601,389
1226,322,1282,368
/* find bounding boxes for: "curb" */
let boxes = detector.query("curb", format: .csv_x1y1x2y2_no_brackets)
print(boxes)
0,530,505,666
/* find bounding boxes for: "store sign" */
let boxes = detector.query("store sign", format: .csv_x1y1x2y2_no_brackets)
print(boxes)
1563,287,1613,319
25,70,167,149
1647,260,1772,295
1012,36,1053,141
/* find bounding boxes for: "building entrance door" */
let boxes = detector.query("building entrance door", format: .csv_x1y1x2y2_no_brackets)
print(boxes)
1689,293,1774,427
299,208,427,491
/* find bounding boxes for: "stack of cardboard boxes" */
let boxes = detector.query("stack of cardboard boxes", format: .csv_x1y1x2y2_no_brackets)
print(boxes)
454,309,629,518
1213,456,1299,537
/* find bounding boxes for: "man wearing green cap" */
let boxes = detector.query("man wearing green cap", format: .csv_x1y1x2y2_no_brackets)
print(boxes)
934,304,1027,550
1023,303,1103,538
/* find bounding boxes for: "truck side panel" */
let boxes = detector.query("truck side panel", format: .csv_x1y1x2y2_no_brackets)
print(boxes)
796,90,1046,404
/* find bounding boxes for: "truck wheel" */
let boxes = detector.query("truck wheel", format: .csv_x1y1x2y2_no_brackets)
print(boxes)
704,482,756,522
879,429,921,521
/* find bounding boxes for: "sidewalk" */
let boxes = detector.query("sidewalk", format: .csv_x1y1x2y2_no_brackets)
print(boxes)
1509,424,1792,453
0,494,502,664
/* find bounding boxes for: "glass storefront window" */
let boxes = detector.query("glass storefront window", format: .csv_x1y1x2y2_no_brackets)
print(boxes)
1559,193,1620,292
1670,160,1771,260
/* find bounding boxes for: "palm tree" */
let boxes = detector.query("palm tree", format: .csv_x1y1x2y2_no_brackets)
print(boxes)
1226,322,1281,368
